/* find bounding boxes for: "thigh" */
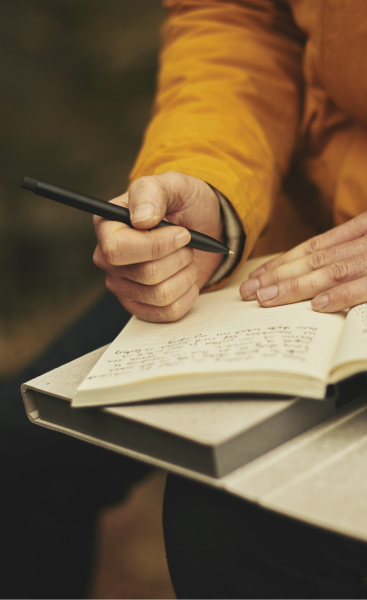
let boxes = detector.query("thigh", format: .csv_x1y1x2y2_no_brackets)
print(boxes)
1,291,151,504
163,473,367,599
0,292,152,598
1,292,129,442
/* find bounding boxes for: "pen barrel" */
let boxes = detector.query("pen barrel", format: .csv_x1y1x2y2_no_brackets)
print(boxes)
156,222,230,254
33,180,133,225
188,229,230,253
23,178,231,254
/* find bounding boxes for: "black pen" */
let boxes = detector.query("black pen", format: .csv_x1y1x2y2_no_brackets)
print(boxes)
21,177,233,255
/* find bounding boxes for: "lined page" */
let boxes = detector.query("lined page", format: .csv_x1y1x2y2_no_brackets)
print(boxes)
77,266,346,396
331,303,367,371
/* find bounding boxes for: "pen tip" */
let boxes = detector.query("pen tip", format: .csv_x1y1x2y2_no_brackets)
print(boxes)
229,250,234,254
22,177,38,192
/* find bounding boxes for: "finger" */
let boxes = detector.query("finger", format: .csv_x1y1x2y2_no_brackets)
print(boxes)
106,261,199,307
96,222,191,266
249,212,367,279
93,193,131,257
240,236,367,299
312,276,367,313
255,255,367,307
93,184,190,262
128,176,169,230
93,192,129,230
113,284,200,323
94,245,194,285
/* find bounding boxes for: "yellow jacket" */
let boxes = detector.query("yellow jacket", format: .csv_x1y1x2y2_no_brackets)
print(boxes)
129,0,367,289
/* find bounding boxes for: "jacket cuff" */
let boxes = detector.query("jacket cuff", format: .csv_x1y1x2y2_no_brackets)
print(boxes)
205,185,246,287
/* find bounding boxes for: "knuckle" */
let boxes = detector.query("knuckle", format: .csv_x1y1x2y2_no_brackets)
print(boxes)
166,300,186,322
119,297,134,315
260,268,279,286
188,247,195,260
180,246,194,263
192,260,199,279
339,285,353,306
162,170,184,189
176,247,195,269
154,281,174,306
129,176,150,193
164,284,198,322
93,248,102,269
351,212,367,236
149,234,165,261
308,250,326,271
270,270,280,285
289,277,301,295
306,236,321,255
130,175,165,199
92,214,100,228
103,237,121,266
105,274,116,294
354,254,367,273
141,261,161,285
328,261,349,283
186,261,199,284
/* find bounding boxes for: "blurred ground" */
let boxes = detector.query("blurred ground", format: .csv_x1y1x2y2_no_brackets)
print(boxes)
1,2,175,598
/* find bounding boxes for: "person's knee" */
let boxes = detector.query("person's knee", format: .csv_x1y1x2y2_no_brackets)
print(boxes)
163,473,367,599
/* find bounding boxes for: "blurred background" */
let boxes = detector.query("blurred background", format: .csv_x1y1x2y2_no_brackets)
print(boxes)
0,0,164,379
1,1,175,598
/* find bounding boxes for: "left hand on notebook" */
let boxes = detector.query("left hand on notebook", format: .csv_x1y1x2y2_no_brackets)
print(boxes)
240,212,367,312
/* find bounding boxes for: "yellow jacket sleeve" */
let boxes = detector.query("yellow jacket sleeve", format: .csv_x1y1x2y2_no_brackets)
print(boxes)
129,0,305,285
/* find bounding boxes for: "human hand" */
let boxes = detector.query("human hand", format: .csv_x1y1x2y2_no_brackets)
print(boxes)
240,212,367,312
93,172,224,322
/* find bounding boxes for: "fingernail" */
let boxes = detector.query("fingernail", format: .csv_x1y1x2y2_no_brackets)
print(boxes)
132,203,157,223
250,266,265,278
312,294,329,310
175,229,191,248
241,278,260,299
257,285,278,302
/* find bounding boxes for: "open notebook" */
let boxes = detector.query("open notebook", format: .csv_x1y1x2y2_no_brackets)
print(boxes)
72,256,367,407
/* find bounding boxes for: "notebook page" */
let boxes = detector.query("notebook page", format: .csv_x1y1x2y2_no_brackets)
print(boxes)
331,303,367,371
77,284,346,396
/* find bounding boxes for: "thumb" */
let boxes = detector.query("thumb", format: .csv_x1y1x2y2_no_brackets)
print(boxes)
128,176,169,230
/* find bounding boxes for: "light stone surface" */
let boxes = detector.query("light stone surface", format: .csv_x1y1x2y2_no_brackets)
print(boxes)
224,399,367,541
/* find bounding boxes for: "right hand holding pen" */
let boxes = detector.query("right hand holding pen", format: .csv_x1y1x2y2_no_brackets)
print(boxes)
93,172,224,322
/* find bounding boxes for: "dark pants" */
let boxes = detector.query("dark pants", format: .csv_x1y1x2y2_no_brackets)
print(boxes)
2,293,367,599
0,292,151,599
164,474,367,599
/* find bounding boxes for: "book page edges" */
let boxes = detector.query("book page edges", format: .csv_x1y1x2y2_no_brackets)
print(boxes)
328,360,367,384
72,371,326,407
